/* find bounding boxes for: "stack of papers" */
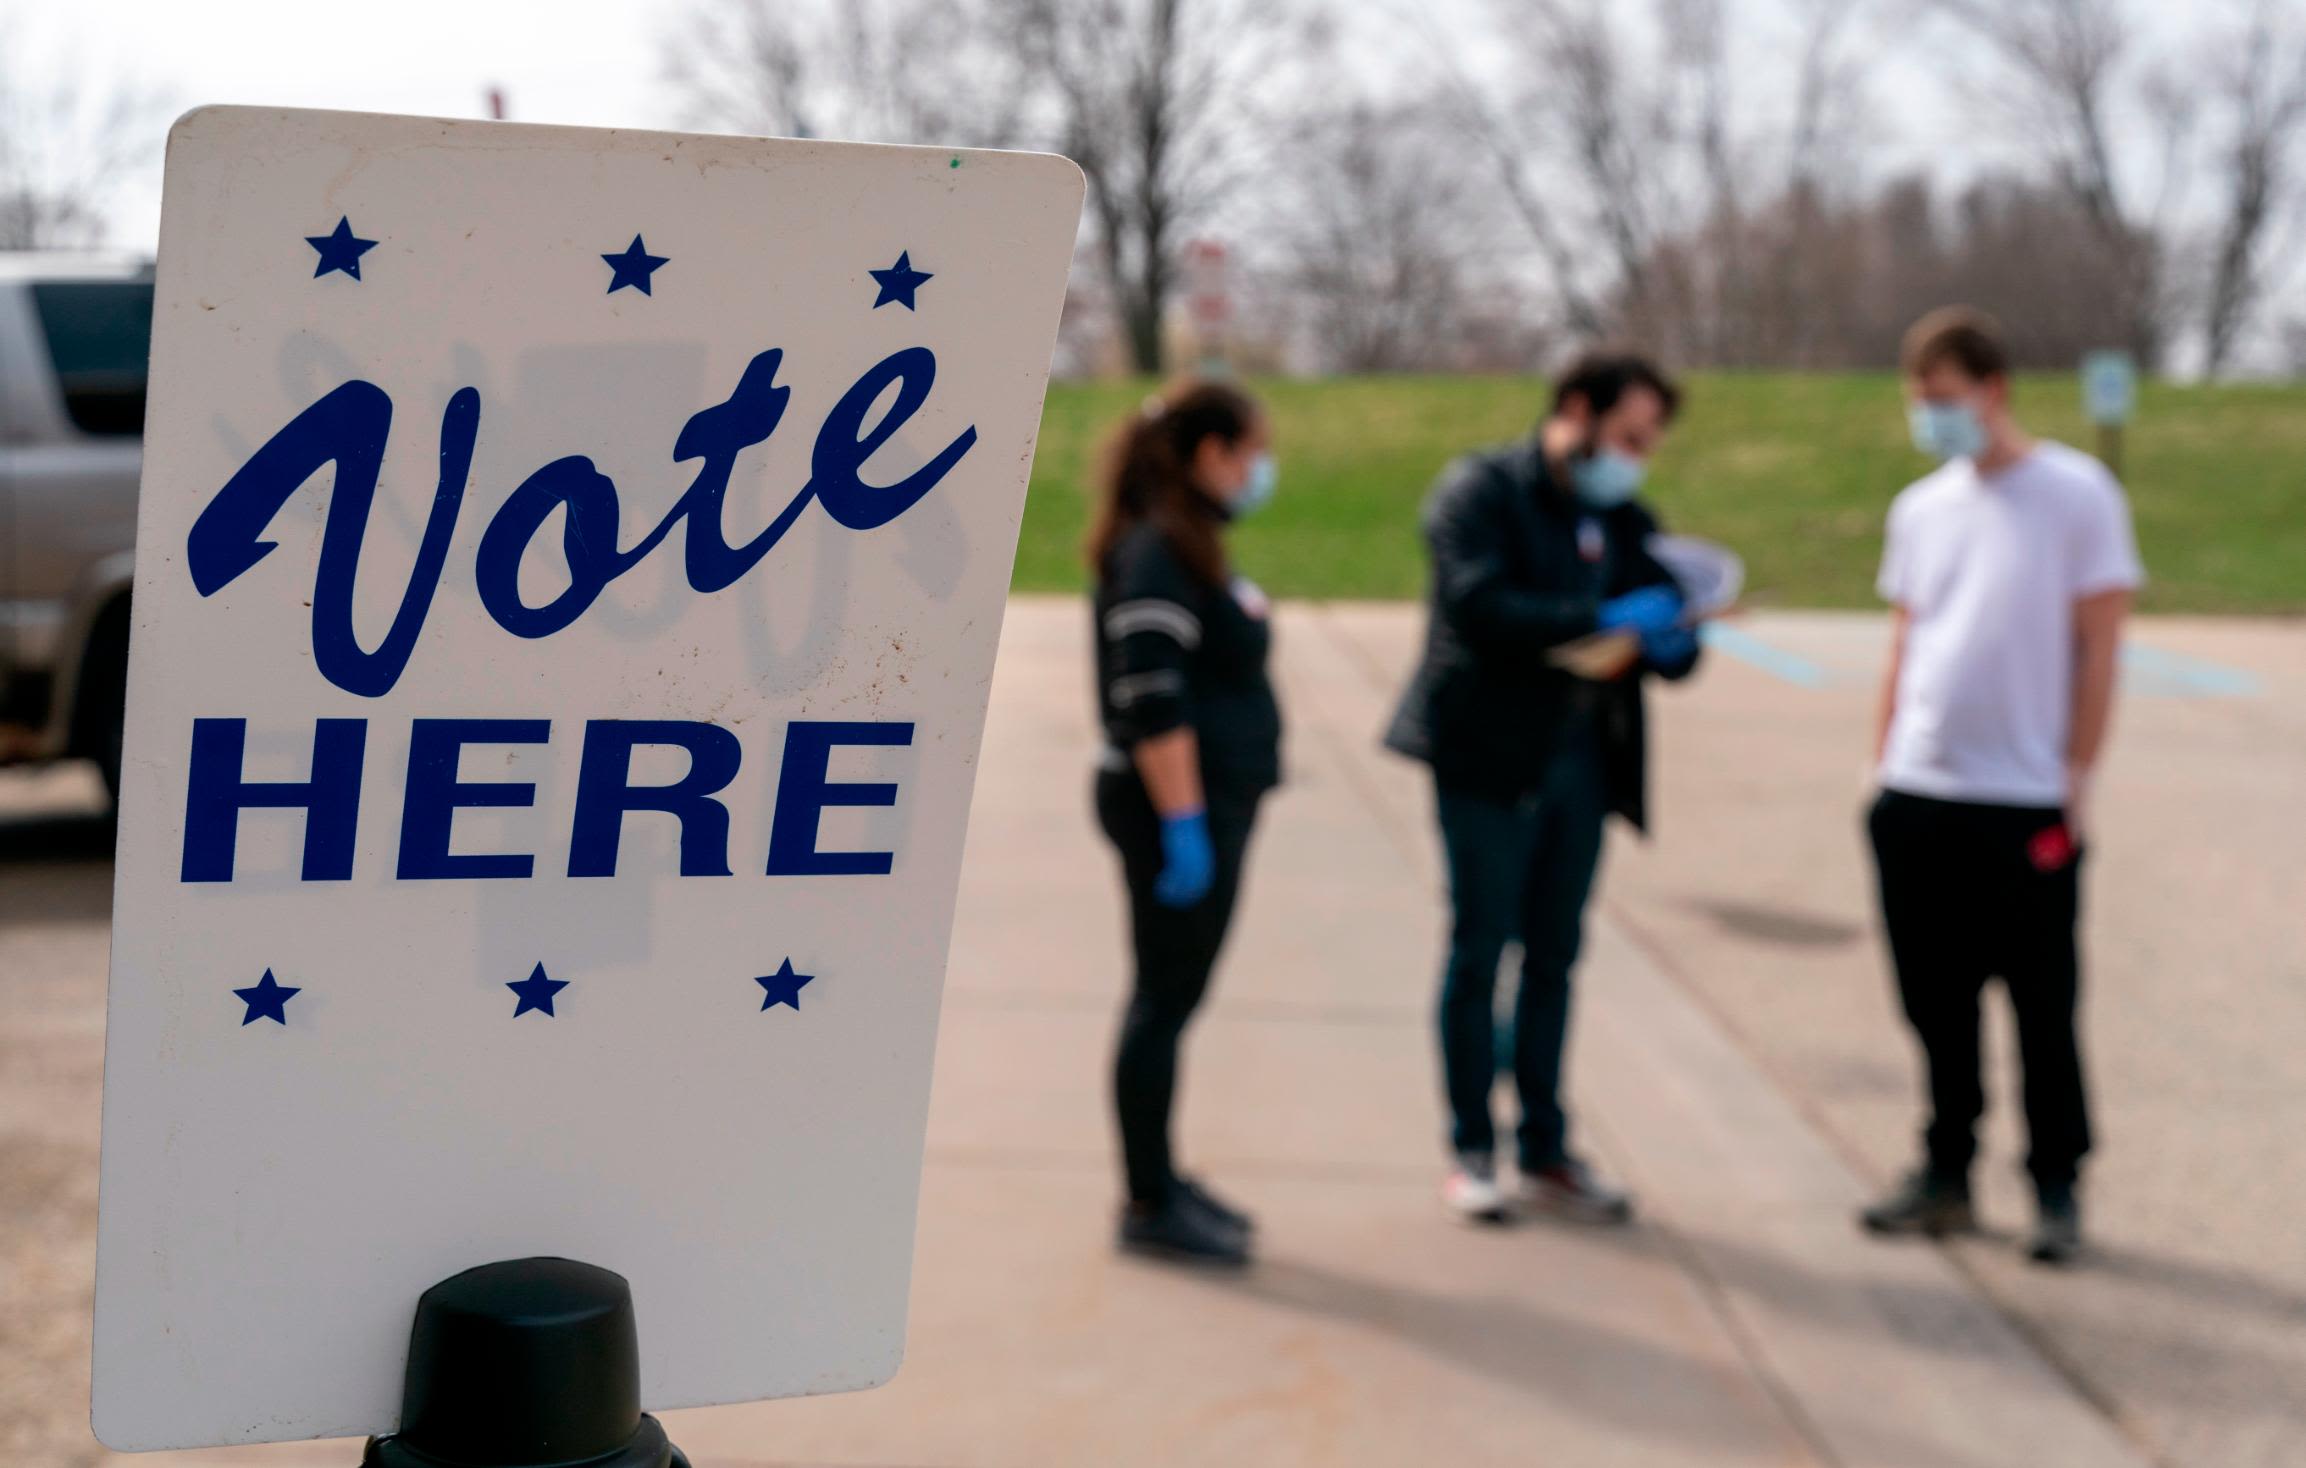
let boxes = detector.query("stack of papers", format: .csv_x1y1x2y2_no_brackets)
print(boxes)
1547,535,1744,680
1648,535,1744,619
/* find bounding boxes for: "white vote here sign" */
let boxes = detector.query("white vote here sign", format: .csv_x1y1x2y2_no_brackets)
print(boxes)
93,107,1082,1450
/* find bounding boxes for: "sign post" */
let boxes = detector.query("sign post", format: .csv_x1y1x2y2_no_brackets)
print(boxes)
1185,238,1230,373
2081,348,2136,478
92,106,1080,1452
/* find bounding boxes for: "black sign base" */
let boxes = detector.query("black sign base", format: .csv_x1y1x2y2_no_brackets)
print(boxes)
360,1257,688,1467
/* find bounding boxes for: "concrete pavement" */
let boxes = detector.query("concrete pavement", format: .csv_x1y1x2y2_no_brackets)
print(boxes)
10,600,2292,1465
1571,610,2306,1468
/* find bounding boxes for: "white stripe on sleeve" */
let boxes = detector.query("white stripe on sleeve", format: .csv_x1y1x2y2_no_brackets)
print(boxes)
1108,669,1186,707
1103,599,1203,650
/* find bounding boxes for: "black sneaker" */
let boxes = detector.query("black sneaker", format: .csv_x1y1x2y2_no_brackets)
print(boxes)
1118,1196,1250,1266
2027,1185,2083,1265
1859,1169,1976,1236
1514,1156,1635,1226
1174,1175,1255,1240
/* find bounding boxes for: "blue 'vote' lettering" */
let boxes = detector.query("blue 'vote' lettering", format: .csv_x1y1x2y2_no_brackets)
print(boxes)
185,347,976,697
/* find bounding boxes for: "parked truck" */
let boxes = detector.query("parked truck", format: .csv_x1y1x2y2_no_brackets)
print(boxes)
0,253,150,800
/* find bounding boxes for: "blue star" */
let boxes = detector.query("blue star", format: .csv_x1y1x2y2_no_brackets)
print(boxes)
233,969,301,1026
754,959,816,1012
507,963,571,1018
869,251,933,310
601,234,670,295
306,216,378,281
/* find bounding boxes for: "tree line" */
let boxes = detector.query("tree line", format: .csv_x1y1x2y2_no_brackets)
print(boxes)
661,0,2306,379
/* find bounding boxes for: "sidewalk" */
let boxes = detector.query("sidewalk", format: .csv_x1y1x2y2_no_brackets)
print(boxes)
107,598,2149,1468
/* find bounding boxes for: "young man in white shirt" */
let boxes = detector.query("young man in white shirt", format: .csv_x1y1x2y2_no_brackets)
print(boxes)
1860,307,2142,1265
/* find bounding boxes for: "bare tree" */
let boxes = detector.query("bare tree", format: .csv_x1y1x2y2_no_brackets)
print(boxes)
1654,0,1745,361
1616,163,2161,371
1786,0,1875,202
666,0,1289,375
0,31,167,250
1776,0,1883,364
1268,102,1486,372
1513,1,1677,339
1412,1,1682,345
662,0,1028,146
1931,0,2177,361
992,0,1294,375
1416,31,1607,339
1936,174,2163,363
2197,0,2306,375
1416,0,1889,359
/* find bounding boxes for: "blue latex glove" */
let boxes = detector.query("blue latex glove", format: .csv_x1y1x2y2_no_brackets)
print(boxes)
1642,623,1700,669
1597,585,1685,638
1153,808,1216,908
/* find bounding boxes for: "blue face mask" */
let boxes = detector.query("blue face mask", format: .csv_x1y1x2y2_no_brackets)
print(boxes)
1909,401,1987,462
1571,448,1645,508
1231,452,1278,518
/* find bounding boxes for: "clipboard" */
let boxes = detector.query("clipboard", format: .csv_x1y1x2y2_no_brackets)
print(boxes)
1546,535,1743,680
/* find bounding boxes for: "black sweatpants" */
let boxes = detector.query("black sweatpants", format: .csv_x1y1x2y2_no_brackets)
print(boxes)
1096,767,1262,1206
1867,789,2092,1191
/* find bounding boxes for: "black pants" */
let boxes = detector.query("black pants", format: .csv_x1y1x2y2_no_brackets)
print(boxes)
1433,727,1607,1170
1097,767,1262,1206
1868,789,2091,1191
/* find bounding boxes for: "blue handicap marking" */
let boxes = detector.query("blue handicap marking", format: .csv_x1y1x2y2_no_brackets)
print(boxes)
1697,624,2262,700
2121,643,2261,698
1699,623,1832,689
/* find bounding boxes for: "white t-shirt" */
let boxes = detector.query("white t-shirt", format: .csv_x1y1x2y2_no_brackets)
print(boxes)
1876,441,2144,807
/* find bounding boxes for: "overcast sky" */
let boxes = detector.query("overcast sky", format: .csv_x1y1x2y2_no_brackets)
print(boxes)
10,0,2225,243
8,0,2288,363
7,0,2007,248
9,0,673,246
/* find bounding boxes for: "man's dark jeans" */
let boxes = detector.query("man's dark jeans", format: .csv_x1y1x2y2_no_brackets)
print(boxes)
1433,728,1607,1171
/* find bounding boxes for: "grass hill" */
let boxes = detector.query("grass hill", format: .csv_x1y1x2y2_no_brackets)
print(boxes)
1014,373,2306,614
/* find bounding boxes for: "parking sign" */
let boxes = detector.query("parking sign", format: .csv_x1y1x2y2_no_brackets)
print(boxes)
2082,349,2136,427
92,107,1081,1450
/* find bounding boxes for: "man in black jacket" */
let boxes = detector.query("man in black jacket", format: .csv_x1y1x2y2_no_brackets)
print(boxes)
1385,354,1700,1225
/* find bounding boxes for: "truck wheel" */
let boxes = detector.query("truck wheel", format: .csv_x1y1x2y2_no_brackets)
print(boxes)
77,600,132,805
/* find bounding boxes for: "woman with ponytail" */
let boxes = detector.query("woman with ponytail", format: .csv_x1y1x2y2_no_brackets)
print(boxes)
1088,379,1282,1266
